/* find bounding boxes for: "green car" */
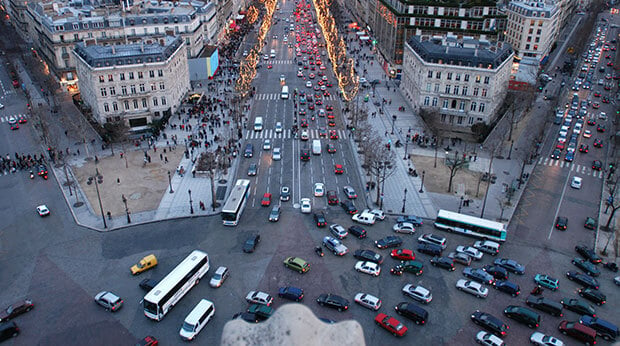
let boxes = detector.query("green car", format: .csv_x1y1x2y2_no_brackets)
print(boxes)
560,298,596,317
247,304,273,319
571,257,601,277
283,257,310,273
584,217,597,230
390,260,423,276
534,274,559,291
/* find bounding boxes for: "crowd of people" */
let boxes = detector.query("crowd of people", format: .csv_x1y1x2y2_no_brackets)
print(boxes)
1,153,46,174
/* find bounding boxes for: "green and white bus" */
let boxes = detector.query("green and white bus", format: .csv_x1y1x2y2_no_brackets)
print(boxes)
434,209,507,242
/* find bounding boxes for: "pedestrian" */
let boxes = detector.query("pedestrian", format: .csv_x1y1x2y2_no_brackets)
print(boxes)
160,153,163,161
165,156,168,163
120,152,124,159
77,149,80,155
117,178,120,185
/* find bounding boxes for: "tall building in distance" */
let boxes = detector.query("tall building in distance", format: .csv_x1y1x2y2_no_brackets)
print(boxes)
505,0,560,63
400,35,513,133
73,36,190,129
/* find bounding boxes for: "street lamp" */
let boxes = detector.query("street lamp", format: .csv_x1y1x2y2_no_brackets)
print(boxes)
92,170,106,229
391,115,396,135
458,196,464,213
419,171,425,193
168,171,174,193
403,134,409,160
122,194,131,224
401,188,407,213
188,189,194,214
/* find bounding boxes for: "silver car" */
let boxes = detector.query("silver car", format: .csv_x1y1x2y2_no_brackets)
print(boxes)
94,291,123,312
209,266,229,288
269,205,281,222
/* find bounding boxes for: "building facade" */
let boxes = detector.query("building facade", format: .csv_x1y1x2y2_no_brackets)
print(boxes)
505,0,560,62
21,0,216,86
371,0,507,76
401,35,514,132
73,36,190,129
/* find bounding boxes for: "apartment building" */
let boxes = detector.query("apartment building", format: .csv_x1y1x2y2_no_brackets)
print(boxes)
505,0,560,62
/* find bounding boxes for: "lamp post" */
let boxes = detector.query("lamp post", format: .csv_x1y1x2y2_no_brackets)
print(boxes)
391,115,396,134
188,189,194,214
419,170,425,193
458,195,464,213
92,171,106,229
403,134,409,160
168,171,174,193
401,188,407,213
122,194,131,223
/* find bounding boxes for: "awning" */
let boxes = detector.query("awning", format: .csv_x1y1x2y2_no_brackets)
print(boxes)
359,36,370,41
356,31,366,36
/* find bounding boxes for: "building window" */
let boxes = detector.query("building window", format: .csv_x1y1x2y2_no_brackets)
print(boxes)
142,98,147,108
457,116,464,125
475,75,481,83
104,103,109,112
151,84,157,91
129,72,134,80
120,73,125,81
479,103,485,112
434,84,440,92
436,71,441,79
470,102,477,111
525,44,530,50
107,74,113,82
131,85,137,94
426,83,431,92
473,87,479,96
447,72,452,80
440,114,447,122
133,100,139,109
445,85,451,94
161,97,167,105
99,75,104,83
462,86,468,96
153,97,159,106
442,99,449,108
113,102,118,111
137,71,143,79
468,117,474,125
159,82,165,90
455,74,461,81
483,76,490,84
149,70,155,78
432,97,438,107
424,96,430,106
139,84,145,92
459,101,465,110
481,89,487,97
100,88,107,97
453,86,459,95
121,86,127,95
158,69,164,77
464,74,470,82
124,101,130,110
427,71,433,78
109,87,116,96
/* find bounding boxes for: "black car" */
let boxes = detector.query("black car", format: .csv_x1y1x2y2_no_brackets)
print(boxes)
416,243,443,256
353,249,383,264
575,245,603,264
37,164,48,176
139,278,159,291
313,212,327,227
470,310,509,337
278,286,304,302
572,258,601,277
374,236,403,249
430,256,455,271
493,258,525,275
555,216,568,230
578,288,606,305
348,225,367,238
340,200,357,214
463,268,495,285
482,265,509,280
232,312,260,323
243,234,261,253
493,280,520,297
316,294,349,311
503,305,540,329
560,298,596,317
566,271,599,289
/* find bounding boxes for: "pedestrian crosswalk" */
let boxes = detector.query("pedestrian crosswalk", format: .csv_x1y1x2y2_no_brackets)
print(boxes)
538,157,604,178
254,93,337,101
0,114,28,123
245,128,347,140
266,59,293,65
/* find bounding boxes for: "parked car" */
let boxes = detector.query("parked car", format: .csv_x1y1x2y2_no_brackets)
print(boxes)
245,291,274,306
94,291,124,312
456,279,489,298
374,313,407,337
316,294,349,311
354,249,383,264
278,286,304,301
354,293,382,310
283,257,310,273
471,310,509,337
493,258,525,275
493,280,521,297
571,258,601,277
209,266,229,288
402,284,432,304
323,236,348,256
566,271,599,289
560,298,596,317
503,305,541,328
0,300,34,322
375,236,403,249
463,268,495,285
430,256,455,271
578,288,606,305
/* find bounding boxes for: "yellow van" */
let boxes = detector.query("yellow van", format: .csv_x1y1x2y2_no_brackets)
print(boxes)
130,254,158,275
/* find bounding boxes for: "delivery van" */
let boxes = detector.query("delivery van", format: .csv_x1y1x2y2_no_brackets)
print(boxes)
179,299,215,341
254,117,263,131
281,85,289,99
312,139,321,155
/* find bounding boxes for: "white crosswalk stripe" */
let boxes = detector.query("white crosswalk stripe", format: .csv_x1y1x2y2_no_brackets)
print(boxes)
244,129,346,140
254,93,336,101
0,114,28,123
537,156,603,178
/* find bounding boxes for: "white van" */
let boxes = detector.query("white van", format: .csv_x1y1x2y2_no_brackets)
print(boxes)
270,49,276,58
179,299,215,341
281,85,289,99
254,116,263,131
352,212,376,225
312,139,321,155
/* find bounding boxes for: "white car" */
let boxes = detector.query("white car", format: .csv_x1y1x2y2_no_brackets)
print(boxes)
354,293,382,310
456,279,488,298
36,204,50,216
393,222,415,234
476,331,505,346
209,266,229,288
583,129,592,138
275,122,283,133
0,102,4,109
314,182,325,197
570,176,582,189
263,54,269,60
529,332,564,346
272,147,281,161
245,291,273,306
455,245,484,260
263,139,271,150
7,116,17,125
355,261,381,277
329,223,348,239
362,208,385,221
297,70,304,77
402,284,432,304
305,81,312,88
280,75,286,83
300,198,311,213
300,129,309,141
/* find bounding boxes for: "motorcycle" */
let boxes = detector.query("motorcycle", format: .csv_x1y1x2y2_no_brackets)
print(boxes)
603,262,618,272
531,285,543,296
314,246,324,257
30,171,34,179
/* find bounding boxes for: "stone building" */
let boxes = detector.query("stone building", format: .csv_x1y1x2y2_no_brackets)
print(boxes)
505,0,560,62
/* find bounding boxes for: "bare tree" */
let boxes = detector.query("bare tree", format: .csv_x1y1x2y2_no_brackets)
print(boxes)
197,150,228,211
419,107,444,167
360,134,396,206
496,196,511,222
103,120,130,157
445,151,467,193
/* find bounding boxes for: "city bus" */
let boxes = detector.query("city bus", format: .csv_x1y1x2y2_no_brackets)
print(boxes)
434,209,507,242
143,250,210,321
221,179,251,226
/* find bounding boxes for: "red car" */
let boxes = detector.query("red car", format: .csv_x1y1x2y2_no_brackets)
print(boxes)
592,102,600,109
593,91,601,97
0,299,34,322
267,64,272,69
556,142,565,150
136,336,159,346
327,190,338,205
261,193,272,206
390,249,415,261
328,119,336,127
334,164,344,174
329,130,338,139
374,313,407,337
326,105,334,111
308,103,315,110
327,143,337,153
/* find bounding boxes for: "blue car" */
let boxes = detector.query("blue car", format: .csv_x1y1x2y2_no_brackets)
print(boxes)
564,152,574,162
278,286,304,302
396,215,423,226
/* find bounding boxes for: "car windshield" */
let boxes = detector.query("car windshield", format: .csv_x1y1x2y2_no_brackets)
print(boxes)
6,306,13,314
182,322,196,332
212,273,222,280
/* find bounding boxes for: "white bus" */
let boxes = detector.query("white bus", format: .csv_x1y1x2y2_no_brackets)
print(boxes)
434,209,507,242
143,250,210,321
221,179,251,226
